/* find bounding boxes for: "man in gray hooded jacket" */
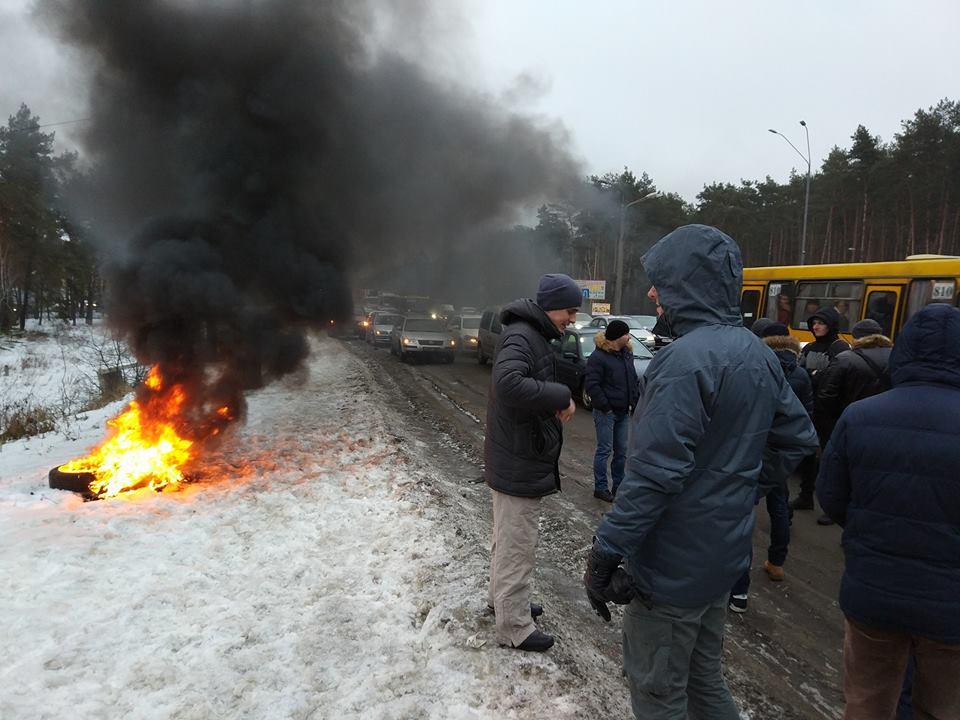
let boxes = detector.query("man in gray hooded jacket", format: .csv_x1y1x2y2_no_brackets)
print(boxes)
583,225,817,718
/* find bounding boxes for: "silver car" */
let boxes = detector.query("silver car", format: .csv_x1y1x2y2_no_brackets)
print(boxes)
390,316,457,363
367,310,401,347
449,314,482,354
586,315,657,350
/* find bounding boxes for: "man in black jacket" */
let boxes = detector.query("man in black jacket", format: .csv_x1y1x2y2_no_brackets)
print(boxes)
793,306,850,519
584,320,639,502
815,318,893,440
485,273,580,652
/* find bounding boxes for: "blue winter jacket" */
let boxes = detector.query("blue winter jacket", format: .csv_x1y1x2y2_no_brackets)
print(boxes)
584,333,640,413
818,303,960,644
595,225,818,607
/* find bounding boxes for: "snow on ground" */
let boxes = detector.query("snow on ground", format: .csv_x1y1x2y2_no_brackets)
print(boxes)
1,336,584,720
0,318,137,439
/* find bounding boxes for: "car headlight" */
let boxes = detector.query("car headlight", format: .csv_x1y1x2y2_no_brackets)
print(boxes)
450,339,456,347
403,337,415,346
469,337,478,344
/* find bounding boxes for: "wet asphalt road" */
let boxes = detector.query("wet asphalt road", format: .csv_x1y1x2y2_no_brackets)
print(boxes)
343,336,846,718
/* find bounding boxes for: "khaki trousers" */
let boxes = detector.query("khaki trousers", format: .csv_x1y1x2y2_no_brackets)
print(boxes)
488,489,541,647
843,618,960,720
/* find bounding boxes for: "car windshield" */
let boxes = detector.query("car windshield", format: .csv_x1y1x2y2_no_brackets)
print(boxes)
633,342,653,359
376,314,400,325
576,313,593,322
580,335,594,356
461,317,481,329
404,319,446,332
629,315,658,329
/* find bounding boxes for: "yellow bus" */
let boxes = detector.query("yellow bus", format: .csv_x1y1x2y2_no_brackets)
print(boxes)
740,255,960,343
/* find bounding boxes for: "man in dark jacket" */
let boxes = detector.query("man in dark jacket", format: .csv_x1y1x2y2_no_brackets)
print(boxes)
584,319,640,502
816,318,893,440
817,303,960,719
793,306,851,518
485,273,579,653
730,321,814,610
582,225,818,718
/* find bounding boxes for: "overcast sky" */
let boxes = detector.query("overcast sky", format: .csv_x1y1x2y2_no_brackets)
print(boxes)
2,0,957,202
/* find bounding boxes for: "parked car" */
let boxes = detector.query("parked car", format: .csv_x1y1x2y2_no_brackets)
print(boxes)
552,326,653,409
585,315,657,349
477,305,503,365
390,316,457,363
449,314,482,354
572,312,594,329
367,310,401,347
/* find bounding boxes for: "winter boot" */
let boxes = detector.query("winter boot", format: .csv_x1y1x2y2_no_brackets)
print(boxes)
506,629,554,653
763,560,785,582
790,494,814,511
593,489,614,502
817,514,835,526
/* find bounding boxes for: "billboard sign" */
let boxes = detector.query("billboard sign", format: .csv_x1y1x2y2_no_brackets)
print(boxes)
575,279,607,300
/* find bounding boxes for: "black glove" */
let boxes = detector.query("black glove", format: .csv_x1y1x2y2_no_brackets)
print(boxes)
583,541,635,622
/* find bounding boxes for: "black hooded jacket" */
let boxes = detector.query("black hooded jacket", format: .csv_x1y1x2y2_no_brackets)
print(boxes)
483,299,572,497
799,307,850,386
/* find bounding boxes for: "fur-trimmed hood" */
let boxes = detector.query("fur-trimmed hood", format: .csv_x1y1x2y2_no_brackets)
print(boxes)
594,331,633,354
852,334,893,350
763,334,801,356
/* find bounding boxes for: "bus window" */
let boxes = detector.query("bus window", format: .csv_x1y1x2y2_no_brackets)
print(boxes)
793,281,863,332
906,279,956,320
864,291,897,337
740,289,761,329
764,281,795,323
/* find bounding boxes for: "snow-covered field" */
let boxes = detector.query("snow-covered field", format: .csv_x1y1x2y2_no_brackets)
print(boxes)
0,319,138,441
1,334,585,719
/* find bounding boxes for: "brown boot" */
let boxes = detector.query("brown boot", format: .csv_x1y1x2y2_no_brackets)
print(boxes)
763,560,785,582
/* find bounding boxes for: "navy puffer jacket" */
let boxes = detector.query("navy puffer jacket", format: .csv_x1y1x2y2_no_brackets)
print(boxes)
594,225,818,607
484,299,571,498
584,333,640,413
818,303,960,644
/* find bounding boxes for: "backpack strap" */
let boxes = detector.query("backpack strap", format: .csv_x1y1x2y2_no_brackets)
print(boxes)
853,349,890,391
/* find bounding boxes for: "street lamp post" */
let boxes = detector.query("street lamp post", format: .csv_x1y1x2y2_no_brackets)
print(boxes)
596,179,660,313
768,122,812,265
614,191,660,314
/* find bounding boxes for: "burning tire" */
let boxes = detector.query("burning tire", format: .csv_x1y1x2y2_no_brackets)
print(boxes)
48,466,97,499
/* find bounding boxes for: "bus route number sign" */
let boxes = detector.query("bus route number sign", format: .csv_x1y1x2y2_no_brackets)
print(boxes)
932,281,955,301
768,283,782,297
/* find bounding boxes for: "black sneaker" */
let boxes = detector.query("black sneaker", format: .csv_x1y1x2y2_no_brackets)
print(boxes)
487,603,544,619
593,489,614,502
817,514,835,526
729,594,748,614
507,629,555,653
790,495,814,511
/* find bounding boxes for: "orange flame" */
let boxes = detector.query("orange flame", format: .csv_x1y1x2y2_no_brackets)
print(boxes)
60,367,206,498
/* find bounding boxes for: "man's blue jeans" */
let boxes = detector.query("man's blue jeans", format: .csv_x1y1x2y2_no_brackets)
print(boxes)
593,409,629,492
731,483,792,596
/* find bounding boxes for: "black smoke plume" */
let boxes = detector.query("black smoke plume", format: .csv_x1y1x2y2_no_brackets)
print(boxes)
39,0,580,435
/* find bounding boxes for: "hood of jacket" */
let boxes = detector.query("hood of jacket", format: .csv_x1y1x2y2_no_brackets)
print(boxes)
764,334,801,355
641,224,743,337
594,332,634,354
806,307,842,342
851,334,893,350
500,298,563,340
765,334,801,374
889,303,960,389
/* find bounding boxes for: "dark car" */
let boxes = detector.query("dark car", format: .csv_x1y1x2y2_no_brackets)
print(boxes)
551,326,653,409
477,305,503,365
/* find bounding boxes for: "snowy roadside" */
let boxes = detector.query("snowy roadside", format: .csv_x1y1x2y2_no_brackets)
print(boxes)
1,336,590,720
0,319,139,441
